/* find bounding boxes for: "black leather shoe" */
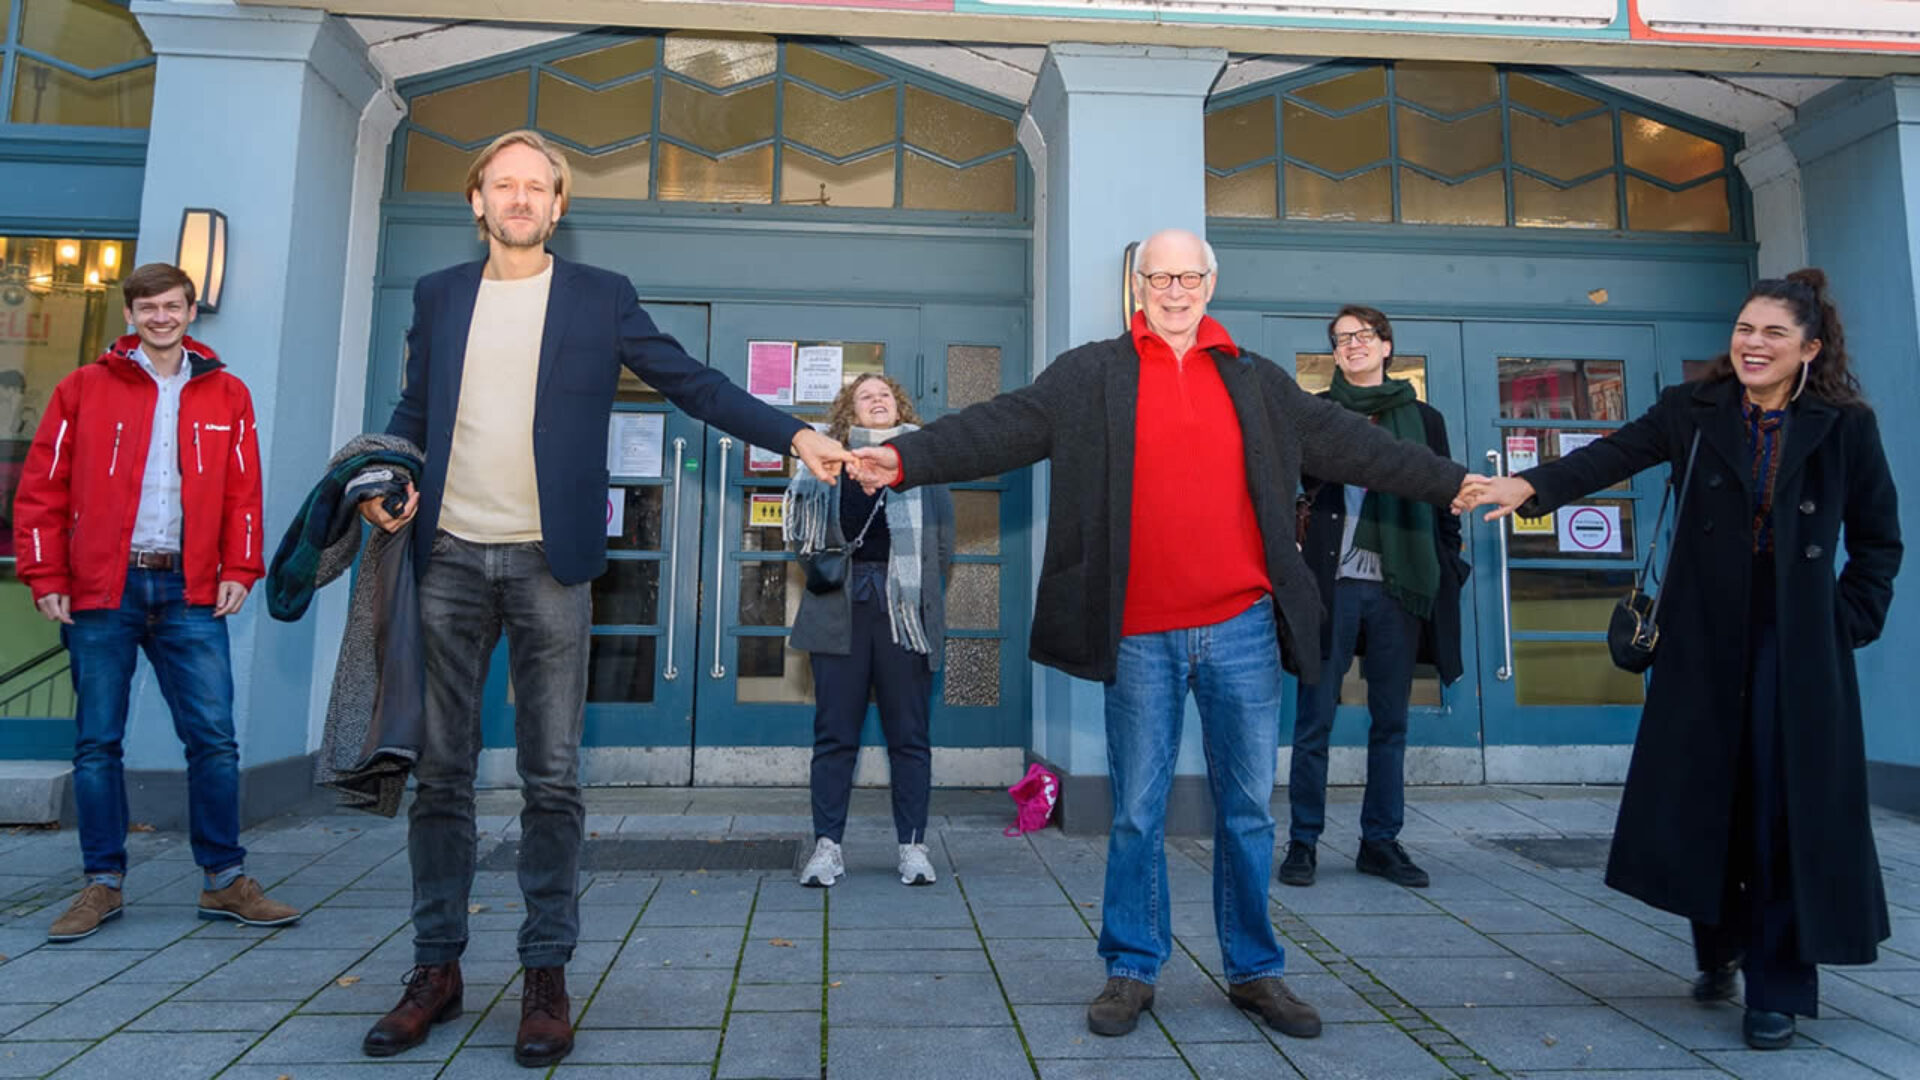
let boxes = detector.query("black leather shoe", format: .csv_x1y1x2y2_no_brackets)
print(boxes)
1277,842,1316,887
1743,1008,1795,1050
1691,960,1739,1003
1086,976,1154,1037
1356,839,1430,888
1228,976,1323,1038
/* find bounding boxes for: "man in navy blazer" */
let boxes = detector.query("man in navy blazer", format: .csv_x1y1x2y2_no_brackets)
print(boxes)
358,130,852,1068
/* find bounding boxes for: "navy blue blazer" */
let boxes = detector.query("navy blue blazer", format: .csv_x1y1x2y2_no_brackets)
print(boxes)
386,254,806,585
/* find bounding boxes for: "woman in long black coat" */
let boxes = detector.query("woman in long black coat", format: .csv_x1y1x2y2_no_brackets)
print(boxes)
1465,270,1902,1051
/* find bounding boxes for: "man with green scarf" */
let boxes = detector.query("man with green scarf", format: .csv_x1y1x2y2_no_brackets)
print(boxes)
1281,305,1470,890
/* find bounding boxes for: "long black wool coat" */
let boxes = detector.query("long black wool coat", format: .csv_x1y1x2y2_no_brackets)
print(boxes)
1519,376,1902,964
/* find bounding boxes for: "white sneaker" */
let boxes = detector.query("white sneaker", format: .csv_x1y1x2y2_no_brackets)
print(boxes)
898,842,937,886
799,837,844,888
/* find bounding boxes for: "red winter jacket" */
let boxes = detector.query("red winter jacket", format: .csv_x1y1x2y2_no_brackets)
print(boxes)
12,334,264,612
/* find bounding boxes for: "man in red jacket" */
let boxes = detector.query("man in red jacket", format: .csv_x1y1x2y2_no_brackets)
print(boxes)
12,263,298,942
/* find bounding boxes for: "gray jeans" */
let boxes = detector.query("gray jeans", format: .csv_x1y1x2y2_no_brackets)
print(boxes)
410,531,589,969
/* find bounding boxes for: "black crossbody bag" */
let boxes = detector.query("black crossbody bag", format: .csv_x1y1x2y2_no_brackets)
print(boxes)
802,491,887,596
1607,429,1702,673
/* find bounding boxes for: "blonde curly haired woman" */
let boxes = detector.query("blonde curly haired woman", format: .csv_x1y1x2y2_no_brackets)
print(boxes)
784,373,954,887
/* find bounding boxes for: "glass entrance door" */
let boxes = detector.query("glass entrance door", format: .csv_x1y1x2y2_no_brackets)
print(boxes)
1461,321,1662,780
1265,315,1482,778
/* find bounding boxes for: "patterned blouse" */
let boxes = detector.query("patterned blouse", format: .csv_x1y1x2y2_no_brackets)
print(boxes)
1742,398,1787,554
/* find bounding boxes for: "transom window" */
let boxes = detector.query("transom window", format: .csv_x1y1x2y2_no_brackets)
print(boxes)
0,0,153,129
396,31,1023,215
1206,61,1739,235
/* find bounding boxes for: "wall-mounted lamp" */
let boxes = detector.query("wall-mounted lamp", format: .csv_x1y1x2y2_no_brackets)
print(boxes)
99,241,120,274
175,208,228,314
54,239,80,266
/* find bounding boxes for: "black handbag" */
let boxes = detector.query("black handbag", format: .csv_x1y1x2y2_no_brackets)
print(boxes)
801,490,887,596
1607,430,1701,673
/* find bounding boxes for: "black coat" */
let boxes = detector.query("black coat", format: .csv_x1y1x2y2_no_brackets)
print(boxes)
888,333,1468,683
1519,377,1902,964
1300,398,1469,685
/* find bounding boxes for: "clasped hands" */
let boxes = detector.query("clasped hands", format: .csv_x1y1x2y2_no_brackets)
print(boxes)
792,430,898,494
1451,474,1537,520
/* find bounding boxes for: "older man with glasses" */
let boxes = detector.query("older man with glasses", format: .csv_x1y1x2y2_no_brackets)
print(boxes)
848,228,1485,1039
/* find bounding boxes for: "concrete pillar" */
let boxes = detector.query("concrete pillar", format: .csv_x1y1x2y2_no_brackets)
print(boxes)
1784,76,1920,814
1021,43,1225,832
118,1,382,826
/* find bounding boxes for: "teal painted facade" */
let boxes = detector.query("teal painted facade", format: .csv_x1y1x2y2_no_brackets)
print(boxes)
1786,77,1920,782
2,4,1916,816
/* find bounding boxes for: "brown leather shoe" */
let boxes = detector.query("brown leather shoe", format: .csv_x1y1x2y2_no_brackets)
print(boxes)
1228,976,1323,1038
515,966,574,1067
48,883,123,942
363,963,464,1057
197,876,301,927
1086,976,1155,1037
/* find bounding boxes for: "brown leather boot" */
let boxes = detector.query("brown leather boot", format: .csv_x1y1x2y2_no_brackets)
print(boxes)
362,963,463,1057
515,966,574,1067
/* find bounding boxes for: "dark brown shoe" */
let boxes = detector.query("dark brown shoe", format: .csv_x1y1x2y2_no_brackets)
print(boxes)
1229,976,1322,1038
515,966,574,1067
1086,976,1155,1037
362,963,463,1057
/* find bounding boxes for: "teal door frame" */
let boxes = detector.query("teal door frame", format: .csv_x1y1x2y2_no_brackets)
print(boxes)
1462,320,1663,750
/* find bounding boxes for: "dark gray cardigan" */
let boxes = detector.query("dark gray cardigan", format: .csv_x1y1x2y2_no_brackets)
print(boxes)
788,484,956,670
888,333,1468,683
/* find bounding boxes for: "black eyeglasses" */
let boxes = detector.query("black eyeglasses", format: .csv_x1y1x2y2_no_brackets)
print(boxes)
1136,270,1210,291
1331,329,1380,348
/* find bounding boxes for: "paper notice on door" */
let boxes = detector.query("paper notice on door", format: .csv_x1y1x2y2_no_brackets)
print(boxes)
749,493,785,528
606,413,665,477
794,345,844,404
747,443,785,472
1558,431,1603,458
1505,434,1539,474
1557,504,1624,554
606,487,626,538
748,341,795,405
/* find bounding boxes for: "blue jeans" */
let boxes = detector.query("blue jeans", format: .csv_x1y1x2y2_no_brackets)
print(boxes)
1290,579,1418,847
1099,597,1287,986
63,569,243,877
410,533,589,970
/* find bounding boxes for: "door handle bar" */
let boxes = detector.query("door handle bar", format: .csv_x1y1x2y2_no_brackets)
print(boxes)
1486,448,1514,683
662,436,686,681
710,437,732,680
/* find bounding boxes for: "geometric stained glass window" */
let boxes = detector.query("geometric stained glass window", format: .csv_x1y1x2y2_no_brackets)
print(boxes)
397,31,1023,216
2,0,154,128
1206,61,1739,235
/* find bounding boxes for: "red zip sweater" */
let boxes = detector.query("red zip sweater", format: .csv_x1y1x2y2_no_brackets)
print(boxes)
1121,311,1271,636
12,334,264,612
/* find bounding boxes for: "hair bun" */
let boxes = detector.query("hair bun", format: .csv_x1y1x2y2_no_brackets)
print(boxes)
1787,267,1828,294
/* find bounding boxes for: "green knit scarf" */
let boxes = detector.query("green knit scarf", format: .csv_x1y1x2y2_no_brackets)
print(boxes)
1327,370,1441,620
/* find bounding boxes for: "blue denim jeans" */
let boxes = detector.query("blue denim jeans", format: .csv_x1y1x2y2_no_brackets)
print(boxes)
410,533,589,970
62,569,244,877
1099,597,1287,986
1290,579,1419,847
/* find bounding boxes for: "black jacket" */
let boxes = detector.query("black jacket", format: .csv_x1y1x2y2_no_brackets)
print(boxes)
888,333,1468,683
1520,377,1902,964
1300,398,1469,684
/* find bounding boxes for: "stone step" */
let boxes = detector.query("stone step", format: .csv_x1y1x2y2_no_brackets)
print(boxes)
0,760,70,824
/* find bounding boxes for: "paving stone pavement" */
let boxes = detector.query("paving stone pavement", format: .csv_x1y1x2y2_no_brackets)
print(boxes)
0,784,1915,1078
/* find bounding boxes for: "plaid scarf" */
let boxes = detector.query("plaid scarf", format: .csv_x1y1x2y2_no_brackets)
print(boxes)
783,424,930,653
